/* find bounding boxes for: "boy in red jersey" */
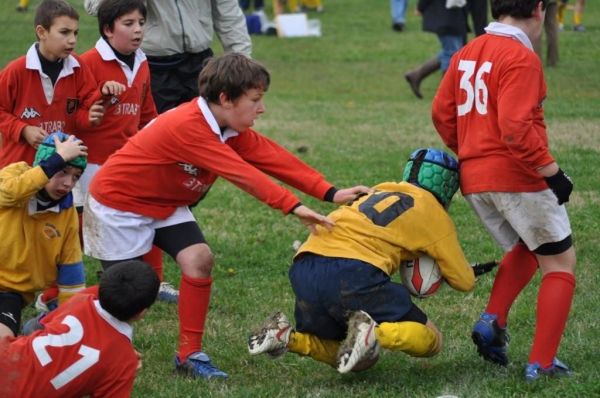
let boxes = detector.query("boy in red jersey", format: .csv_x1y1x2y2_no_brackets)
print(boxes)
83,53,371,379
76,0,173,303
0,0,124,168
0,132,87,340
432,0,575,382
0,260,160,398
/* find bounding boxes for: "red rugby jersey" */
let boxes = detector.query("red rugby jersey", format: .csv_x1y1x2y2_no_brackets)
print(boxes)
1,293,137,398
432,24,555,194
90,97,333,219
0,44,101,167
78,38,157,164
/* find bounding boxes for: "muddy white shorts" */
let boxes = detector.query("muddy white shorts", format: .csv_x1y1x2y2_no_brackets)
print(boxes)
83,194,195,261
464,189,572,252
72,163,101,208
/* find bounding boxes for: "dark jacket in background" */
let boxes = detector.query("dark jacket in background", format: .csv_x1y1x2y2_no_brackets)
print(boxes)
418,0,468,36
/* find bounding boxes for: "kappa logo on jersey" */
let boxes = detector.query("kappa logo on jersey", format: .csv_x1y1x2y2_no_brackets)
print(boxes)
178,162,198,176
20,107,41,119
43,223,61,239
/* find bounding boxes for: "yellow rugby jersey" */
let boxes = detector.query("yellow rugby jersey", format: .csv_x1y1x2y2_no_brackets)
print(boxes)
296,182,475,292
0,162,83,303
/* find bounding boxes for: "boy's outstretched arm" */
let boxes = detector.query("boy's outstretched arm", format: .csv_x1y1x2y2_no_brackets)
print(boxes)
292,204,335,234
331,186,373,204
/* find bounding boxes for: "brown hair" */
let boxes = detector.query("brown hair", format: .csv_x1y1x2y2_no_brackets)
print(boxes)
198,53,270,104
34,0,79,32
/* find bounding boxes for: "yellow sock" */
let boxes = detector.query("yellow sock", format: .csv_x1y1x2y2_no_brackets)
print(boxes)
574,12,582,26
375,321,441,357
557,3,566,24
287,331,340,367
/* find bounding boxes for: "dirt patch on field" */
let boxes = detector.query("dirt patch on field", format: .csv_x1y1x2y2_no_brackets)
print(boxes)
549,120,600,150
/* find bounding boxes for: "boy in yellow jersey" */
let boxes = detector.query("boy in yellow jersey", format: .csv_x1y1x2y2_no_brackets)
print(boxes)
0,132,87,339
248,148,496,373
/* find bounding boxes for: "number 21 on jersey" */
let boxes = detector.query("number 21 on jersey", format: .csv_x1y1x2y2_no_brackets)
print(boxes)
32,315,100,390
457,60,492,116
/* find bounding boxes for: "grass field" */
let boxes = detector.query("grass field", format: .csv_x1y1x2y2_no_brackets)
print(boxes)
2,1,600,397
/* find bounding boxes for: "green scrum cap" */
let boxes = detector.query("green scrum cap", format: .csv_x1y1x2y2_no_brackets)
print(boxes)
402,148,459,206
33,131,87,171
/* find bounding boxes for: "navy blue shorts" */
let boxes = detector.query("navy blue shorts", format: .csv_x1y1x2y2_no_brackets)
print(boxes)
289,253,427,341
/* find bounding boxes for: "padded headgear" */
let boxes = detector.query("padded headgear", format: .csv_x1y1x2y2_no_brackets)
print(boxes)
402,148,459,206
33,132,87,171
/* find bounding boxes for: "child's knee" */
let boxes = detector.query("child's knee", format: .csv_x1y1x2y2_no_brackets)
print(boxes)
375,320,442,357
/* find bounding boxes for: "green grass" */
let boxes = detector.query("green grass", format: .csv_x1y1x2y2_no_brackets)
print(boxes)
3,1,600,397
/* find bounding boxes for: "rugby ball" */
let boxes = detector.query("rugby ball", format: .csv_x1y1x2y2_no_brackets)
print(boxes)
400,255,443,298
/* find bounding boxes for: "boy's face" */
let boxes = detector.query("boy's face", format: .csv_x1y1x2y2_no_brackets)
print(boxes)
225,88,266,132
103,10,145,55
44,166,82,200
36,16,78,62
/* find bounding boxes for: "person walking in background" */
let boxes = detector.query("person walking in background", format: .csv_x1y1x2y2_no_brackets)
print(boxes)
240,0,264,11
16,0,29,12
467,0,488,36
432,0,576,382
84,0,252,114
533,0,559,66
557,0,585,31
391,0,409,32
572,0,585,31
404,0,468,99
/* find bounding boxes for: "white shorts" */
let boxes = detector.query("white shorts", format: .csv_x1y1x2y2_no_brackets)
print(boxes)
464,190,572,252
83,195,196,261
72,163,101,208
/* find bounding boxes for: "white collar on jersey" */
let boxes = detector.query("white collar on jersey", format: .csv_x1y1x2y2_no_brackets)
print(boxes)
196,97,240,143
25,43,80,76
484,22,533,51
94,299,134,341
95,37,146,87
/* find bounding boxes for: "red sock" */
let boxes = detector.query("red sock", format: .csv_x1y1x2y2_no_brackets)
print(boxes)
529,272,575,368
485,242,538,327
178,274,212,360
142,245,164,281
41,283,59,303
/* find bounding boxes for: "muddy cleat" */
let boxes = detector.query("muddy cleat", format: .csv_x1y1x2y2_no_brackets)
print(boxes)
34,293,58,313
525,358,572,382
248,312,292,358
157,282,179,304
175,352,228,379
472,312,510,366
337,310,379,374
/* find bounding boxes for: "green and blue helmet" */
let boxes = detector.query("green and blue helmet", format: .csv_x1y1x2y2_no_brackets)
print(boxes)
402,148,459,207
33,131,87,171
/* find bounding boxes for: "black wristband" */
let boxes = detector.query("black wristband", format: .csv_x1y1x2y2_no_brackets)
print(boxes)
288,202,303,214
323,186,338,202
544,168,567,185
544,168,573,205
